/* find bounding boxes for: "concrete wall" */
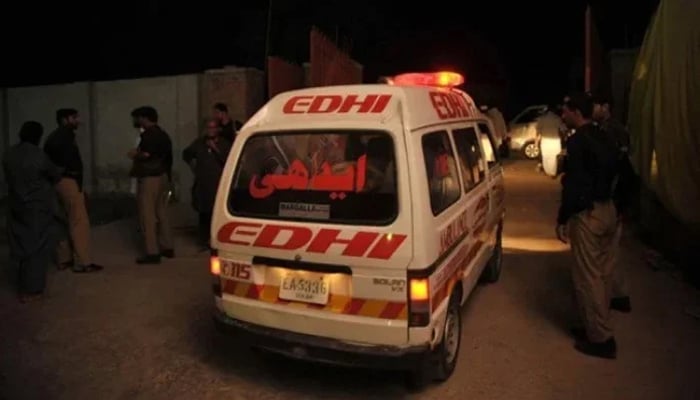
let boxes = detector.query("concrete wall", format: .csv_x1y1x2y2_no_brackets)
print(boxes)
200,67,265,126
92,75,199,199
5,83,94,191
0,67,264,204
242,69,265,119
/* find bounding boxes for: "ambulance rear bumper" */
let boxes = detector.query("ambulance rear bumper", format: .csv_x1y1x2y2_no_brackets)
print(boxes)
214,310,430,370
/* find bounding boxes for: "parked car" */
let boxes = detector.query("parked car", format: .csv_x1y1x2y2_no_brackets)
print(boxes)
480,105,511,158
507,105,548,159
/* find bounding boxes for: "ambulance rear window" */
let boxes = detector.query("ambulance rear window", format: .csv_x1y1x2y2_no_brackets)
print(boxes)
228,130,398,225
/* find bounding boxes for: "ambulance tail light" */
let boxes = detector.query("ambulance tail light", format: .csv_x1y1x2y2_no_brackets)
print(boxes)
392,71,465,87
210,254,221,276
408,278,431,327
210,249,222,297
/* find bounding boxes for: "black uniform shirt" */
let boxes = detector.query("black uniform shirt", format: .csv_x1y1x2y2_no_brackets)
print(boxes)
44,126,84,190
557,122,620,225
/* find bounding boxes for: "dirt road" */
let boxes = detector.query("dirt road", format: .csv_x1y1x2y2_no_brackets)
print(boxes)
1,160,699,400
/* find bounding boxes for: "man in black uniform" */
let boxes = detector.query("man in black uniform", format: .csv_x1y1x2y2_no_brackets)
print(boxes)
183,119,232,249
213,103,236,143
556,93,621,359
128,106,174,264
593,95,633,313
44,108,103,273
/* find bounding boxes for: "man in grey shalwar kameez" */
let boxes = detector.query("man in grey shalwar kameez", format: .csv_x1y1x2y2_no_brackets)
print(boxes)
3,121,62,302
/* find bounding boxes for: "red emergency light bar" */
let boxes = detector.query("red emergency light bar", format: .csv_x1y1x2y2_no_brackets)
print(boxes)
391,71,465,87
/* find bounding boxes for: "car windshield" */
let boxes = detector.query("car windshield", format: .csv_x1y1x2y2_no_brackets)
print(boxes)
229,130,398,225
512,107,546,125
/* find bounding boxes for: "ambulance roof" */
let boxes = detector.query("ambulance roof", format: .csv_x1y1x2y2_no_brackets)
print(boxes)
244,84,483,132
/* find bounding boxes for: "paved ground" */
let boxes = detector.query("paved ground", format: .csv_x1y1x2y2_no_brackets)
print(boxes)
1,160,699,400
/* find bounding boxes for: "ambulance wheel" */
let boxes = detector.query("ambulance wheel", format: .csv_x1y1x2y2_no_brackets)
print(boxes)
523,141,540,159
405,290,462,389
481,221,503,283
433,290,462,381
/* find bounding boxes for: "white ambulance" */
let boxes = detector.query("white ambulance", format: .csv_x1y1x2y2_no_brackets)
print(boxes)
210,71,506,385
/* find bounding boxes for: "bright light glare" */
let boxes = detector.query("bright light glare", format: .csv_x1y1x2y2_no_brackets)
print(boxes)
392,71,465,87
502,235,570,253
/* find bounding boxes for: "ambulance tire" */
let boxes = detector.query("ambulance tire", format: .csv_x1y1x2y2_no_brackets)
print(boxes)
404,290,462,390
481,222,503,284
432,291,462,382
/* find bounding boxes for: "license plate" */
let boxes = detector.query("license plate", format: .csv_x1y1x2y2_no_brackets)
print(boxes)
279,272,330,305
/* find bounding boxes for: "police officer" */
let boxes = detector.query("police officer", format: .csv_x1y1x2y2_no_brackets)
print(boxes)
556,93,621,359
44,108,103,273
182,119,232,249
213,103,236,143
593,95,633,313
128,106,174,264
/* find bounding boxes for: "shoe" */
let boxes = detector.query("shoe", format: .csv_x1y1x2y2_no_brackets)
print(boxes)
72,264,104,273
19,293,43,303
574,337,617,360
610,296,632,313
160,249,175,259
137,254,161,264
570,326,587,341
58,260,74,271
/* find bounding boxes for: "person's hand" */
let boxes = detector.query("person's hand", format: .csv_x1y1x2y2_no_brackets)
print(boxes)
556,224,569,244
206,139,219,152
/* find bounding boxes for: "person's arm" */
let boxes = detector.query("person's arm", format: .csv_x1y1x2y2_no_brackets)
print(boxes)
63,142,84,180
44,134,68,168
182,138,199,166
557,134,586,225
39,152,62,184
617,123,631,153
613,153,635,219
131,133,164,161
211,138,232,166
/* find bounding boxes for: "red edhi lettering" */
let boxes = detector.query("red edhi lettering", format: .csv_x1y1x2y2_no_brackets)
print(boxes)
439,211,471,254
429,92,470,120
217,222,407,260
282,94,392,114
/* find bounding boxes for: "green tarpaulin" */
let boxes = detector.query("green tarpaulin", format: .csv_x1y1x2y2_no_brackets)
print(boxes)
628,0,700,226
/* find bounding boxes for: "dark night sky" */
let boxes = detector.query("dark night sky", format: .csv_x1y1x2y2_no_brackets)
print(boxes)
2,0,658,116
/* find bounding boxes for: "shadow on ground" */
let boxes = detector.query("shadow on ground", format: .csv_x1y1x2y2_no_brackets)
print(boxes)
502,248,575,336
185,303,410,399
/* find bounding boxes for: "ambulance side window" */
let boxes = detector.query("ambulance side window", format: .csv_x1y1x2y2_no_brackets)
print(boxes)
477,122,500,168
422,131,462,216
452,127,485,192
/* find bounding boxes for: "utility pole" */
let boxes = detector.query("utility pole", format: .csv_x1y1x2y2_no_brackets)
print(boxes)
264,0,273,63
264,0,273,100
585,4,591,92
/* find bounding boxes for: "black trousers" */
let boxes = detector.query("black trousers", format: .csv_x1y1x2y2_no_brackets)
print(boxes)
198,212,213,246
15,250,51,295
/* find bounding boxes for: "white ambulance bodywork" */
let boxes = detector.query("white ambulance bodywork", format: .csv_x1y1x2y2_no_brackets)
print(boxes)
211,82,505,378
